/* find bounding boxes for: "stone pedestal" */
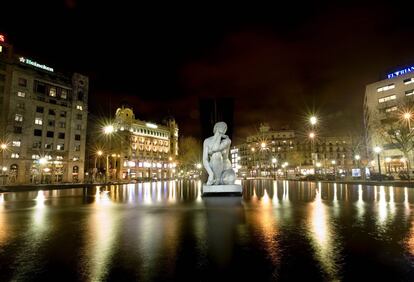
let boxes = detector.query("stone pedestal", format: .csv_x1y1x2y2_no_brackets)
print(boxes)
202,184,242,195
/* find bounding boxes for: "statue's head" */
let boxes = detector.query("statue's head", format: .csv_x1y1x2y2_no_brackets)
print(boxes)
213,122,227,134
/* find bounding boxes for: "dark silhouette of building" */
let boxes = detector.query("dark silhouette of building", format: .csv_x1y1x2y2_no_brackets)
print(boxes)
199,97,234,140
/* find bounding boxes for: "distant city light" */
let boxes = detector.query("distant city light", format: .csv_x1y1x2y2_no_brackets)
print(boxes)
0,143,7,150
103,125,114,134
331,160,336,165
374,146,382,154
0,34,4,42
355,154,361,160
309,132,315,139
310,116,317,126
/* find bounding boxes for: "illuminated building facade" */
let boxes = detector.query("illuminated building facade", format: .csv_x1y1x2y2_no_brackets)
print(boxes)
364,65,414,172
233,123,354,177
0,34,88,184
106,106,179,180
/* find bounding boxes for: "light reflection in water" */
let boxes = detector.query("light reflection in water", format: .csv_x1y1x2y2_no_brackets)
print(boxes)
82,186,119,281
378,186,388,225
356,184,364,220
0,194,7,245
308,186,339,280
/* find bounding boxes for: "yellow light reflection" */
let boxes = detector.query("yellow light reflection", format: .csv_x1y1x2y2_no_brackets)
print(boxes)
378,186,387,225
83,186,118,281
33,190,46,227
307,187,339,280
356,184,364,220
0,193,7,245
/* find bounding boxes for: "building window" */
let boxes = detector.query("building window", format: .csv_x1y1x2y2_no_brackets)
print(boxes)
12,141,21,147
15,114,23,122
76,124,81,130
60,89,67,99
385,106,398,113
49,99,57,104
48,120,55,127
76,114,82,120
378,95,396,103
34,129,42,136
405,89,414,96
16,102,24,109
18,78,27,87
36,106,44,113
75,145,81,151
14,126,22,134
75,134,81,141
49,87,56,97
56,156,63,160
33,141,41,148
404,78,414,85
377,84,395,92
48,109,56,116
60,111,66,117
11,153,19,159
76,105,83,111
59,122,66,128
46,131,54,138
57,144,64,151
35,118,43,125
32,154,40,159
17,91,26,98
45,143,53,150
58,132,65,139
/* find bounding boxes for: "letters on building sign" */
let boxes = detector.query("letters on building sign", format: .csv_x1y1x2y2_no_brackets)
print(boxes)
19,57,54,72
387,66,414,79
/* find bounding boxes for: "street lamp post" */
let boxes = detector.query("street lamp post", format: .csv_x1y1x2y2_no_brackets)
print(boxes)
374,146,382,181
0,143,7,185
272,158,277,179
309,132,316,174
251,147,256,178
331,160,336,179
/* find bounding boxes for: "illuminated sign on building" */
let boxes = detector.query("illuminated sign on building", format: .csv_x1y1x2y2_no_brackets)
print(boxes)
19,57,54,72
0,34,4,42
387,66,414,79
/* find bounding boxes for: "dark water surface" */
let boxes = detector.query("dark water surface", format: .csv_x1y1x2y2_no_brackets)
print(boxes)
1,180,414,281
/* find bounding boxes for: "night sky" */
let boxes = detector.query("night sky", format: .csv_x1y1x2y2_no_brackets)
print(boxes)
3,1,414,143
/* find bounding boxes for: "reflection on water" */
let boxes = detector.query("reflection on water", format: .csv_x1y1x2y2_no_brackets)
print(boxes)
0,180,414,280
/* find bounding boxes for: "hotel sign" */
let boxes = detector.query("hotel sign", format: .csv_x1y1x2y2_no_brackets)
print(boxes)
387,66,414,79
19,57,54,72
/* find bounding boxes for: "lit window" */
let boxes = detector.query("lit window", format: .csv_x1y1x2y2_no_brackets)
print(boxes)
32,154,40,159
76,105,83,111
57,144,64,150
11,153,19,159
35,118,43,125
12,141,21,147
15,114,23,122
404,78,414,85
377,84,395,92
45,155,52,160
405,89,414,96
60,89,67,99
385,106,398,113
56,156,63,160
17,91,26,97
378,95,396,103
73,157,79,161
49,87,56,97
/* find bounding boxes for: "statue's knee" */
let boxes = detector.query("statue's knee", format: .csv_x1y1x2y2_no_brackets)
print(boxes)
222,169,236,185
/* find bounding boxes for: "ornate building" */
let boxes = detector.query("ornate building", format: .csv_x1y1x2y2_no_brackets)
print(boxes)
103,106,179,180
0,34,88,184
232,123,356,177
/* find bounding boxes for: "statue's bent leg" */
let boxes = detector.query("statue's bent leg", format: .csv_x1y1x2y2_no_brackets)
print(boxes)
221,169,236,185
210,153,223,185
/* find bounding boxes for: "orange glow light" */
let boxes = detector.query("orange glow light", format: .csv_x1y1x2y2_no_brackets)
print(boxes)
0,34,4,42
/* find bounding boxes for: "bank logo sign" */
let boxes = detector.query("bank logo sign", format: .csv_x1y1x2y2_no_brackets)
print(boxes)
387,66,414,79
19,57,54,72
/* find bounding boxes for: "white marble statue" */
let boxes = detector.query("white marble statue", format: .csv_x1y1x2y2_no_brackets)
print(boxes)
203,122,236,185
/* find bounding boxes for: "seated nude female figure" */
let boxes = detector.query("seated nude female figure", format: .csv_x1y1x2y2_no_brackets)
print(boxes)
203,122,236,185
